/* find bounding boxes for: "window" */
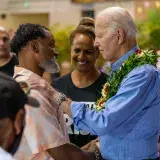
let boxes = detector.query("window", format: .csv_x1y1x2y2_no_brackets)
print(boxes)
81,10,94,18
72,0,94,3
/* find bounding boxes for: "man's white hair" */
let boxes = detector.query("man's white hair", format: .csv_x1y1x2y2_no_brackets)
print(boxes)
97,7,138,39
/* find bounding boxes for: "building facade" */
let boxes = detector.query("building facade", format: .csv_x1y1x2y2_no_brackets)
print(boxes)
0,0,159,30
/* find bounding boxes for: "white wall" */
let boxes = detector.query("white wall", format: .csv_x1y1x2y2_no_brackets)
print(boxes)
49,0,135,26
0,0,51,29
49,0,81,27
0,0,135,29
0,0,9,13
95,1,135,18
8,0,51,14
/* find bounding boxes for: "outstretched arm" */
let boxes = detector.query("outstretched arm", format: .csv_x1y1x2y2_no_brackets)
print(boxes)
47,143,101,160
61,65,159,136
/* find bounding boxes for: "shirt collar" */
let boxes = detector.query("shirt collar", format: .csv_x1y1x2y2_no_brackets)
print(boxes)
14,66,41,79
111,45,139,72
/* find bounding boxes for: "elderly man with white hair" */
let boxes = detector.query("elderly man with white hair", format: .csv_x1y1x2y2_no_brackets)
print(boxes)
60,7,160,160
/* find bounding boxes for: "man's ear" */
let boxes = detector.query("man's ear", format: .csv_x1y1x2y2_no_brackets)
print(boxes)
116,29,125,44
14,109,25,135
30,41,39,53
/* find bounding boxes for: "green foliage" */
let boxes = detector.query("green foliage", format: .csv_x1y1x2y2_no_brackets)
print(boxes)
49,24,75,64
137,9,160,50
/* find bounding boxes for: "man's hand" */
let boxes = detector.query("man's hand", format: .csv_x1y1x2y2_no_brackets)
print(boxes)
81,138,99,151
48,143,97,160
60,98,72,118
81,139,103,160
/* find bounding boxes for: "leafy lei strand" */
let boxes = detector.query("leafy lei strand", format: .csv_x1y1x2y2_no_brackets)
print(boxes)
95,50,159,111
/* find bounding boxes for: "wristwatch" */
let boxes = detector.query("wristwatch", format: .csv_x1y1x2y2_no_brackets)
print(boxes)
56,92,67,106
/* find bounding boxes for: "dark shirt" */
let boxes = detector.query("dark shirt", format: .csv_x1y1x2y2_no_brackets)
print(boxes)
0,53,18,77
53,72,107,147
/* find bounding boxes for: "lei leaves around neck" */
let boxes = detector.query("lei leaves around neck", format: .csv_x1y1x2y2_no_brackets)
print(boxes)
95,50,159,111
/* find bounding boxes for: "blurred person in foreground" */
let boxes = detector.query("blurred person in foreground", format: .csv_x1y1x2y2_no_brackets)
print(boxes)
11,23,101,160
53,17,107,147
0,27,18,76
0,72,39,159
59,7,160,160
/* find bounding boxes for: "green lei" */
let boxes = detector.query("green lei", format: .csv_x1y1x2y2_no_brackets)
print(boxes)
95,50,159,111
